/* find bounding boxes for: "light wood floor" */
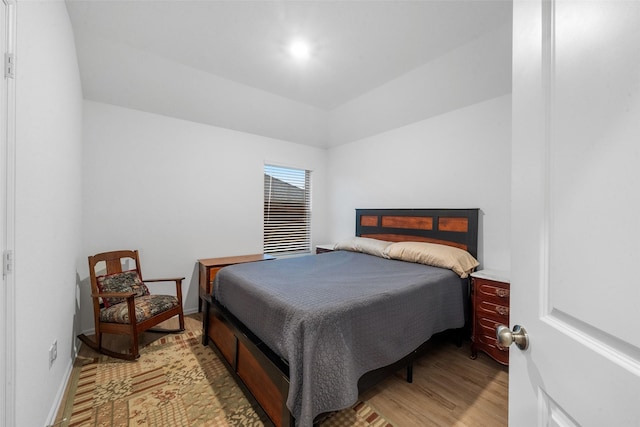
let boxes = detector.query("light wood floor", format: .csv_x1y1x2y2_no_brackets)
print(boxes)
361,334,508,426
59,314,508,426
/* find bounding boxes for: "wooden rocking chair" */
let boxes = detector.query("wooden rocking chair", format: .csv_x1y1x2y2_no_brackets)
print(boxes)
77,249,185,360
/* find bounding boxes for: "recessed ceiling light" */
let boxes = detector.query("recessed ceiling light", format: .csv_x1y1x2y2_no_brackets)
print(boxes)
288,39,311,60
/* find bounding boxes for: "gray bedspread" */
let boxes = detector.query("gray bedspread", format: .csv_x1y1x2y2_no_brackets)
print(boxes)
213,250,466,426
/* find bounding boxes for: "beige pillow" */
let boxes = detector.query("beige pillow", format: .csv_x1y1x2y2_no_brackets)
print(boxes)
384,241,479,278
333,237,391,258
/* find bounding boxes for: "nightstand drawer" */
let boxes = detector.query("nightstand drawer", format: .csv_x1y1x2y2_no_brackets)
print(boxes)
476,300,509,322
475,280,510,304
476,316,506,336
206,267,223,293
476,333,509,364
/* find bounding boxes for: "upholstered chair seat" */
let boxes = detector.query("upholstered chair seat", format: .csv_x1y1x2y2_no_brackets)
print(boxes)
99,295,180,324
78,249,185,360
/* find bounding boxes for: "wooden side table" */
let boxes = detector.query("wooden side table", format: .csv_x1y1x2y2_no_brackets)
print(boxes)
315,244,335,254
199,253,275,346
198,253,275,312
470,269,510,365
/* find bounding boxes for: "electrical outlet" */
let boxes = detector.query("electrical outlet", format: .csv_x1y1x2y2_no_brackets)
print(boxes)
49,340,57,368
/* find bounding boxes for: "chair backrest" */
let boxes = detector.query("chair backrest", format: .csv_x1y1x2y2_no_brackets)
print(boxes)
88,249,143,295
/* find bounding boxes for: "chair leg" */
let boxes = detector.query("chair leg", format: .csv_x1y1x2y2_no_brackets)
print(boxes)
77,325,141,360
178,312,185,331
77,333,100,354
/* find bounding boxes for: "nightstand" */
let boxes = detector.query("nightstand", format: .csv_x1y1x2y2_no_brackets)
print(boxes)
315,244,335,254
197,254,275,312
470,269,510,365
199,253,276,346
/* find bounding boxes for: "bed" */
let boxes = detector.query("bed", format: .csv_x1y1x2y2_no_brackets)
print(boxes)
202,208,479,426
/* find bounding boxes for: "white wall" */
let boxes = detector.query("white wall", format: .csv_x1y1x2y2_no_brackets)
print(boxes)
327,95,511,271
328,23,512,147
80,101,329,332
14,2,83,426
326,21,512,271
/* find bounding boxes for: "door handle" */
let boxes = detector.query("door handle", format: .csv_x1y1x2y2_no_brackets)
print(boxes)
496,324,529,350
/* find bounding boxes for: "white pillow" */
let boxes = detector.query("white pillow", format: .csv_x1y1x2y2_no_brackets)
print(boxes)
384,241,479,278
333,237,391,258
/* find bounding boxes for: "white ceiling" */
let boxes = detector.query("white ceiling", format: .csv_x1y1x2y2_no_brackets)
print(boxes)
66,0,512,111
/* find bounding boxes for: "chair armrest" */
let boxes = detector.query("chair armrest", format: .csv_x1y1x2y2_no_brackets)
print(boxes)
90,291,139,326
143,277,185,283
91,291,136,299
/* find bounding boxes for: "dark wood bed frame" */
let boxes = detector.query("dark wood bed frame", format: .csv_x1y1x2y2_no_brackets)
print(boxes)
202,208,479,426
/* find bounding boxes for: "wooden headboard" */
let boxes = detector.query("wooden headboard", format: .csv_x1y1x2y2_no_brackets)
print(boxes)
355,208,479,259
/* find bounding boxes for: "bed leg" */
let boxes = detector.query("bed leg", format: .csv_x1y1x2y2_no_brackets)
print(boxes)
454,328,464,348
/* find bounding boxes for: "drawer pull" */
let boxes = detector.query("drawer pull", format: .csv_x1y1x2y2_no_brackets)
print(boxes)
495,306,509,316
496,288,509,298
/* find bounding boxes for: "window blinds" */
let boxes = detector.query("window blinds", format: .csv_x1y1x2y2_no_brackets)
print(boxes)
264,165,311,255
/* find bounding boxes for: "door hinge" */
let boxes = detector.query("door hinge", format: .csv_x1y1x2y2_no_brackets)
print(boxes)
5,53,15,78
3,250,13,276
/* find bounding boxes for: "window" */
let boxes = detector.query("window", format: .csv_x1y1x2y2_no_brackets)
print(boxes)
264,164,311,256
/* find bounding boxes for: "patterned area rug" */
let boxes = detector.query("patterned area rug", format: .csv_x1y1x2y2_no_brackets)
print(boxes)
57,330,394,427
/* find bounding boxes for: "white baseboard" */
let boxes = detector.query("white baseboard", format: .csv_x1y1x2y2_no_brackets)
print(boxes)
44,355,76,427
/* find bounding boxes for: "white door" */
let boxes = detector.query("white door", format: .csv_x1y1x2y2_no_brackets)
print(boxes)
0,1,7,425
1,1,15,427
510,0,640,425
